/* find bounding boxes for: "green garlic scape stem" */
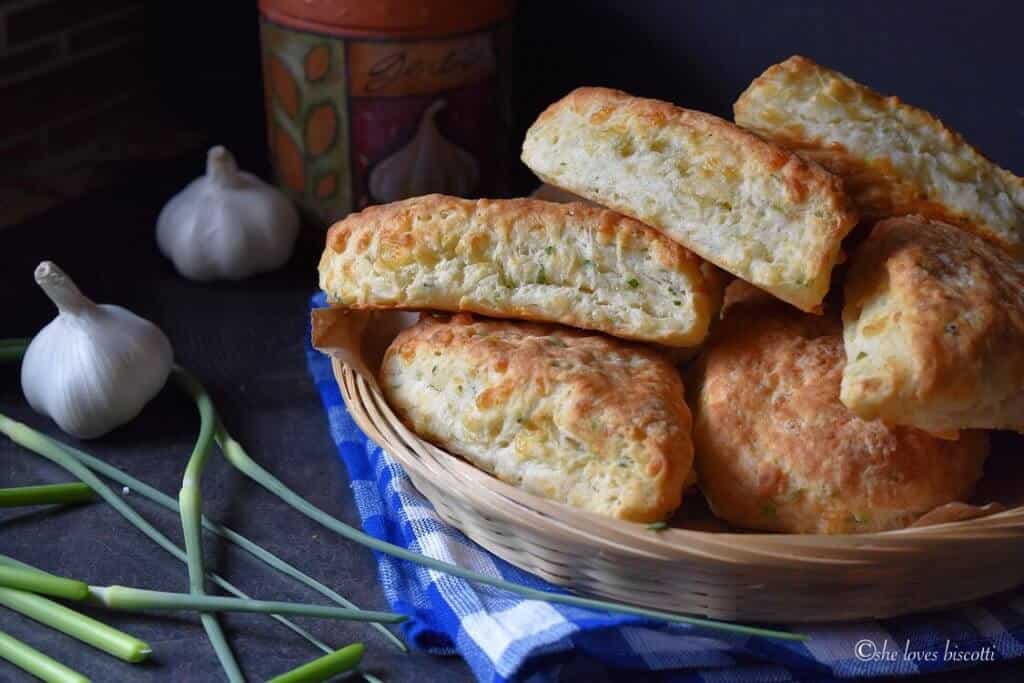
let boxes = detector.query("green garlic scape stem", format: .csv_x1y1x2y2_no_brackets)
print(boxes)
0,482,95,507
0,556,400,624
215,427,807,642
171,368,242,683
0,629,90,683
0,412,333,656
51,437,406,653
0,564,89,602
0,587,150,663
91,586,404,624
268,642,365,683
0,573,150,663
0,338,30,362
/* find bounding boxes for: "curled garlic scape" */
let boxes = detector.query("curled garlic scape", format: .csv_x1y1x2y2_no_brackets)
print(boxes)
157,145,300,282
369,99,480,202
21,262,174,439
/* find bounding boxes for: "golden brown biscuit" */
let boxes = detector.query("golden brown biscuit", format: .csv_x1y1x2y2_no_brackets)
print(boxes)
521,87,858,312
735,55,1024,256
319,194,719,347
842,216,1024,433
381,314,694,522
690,287,989,534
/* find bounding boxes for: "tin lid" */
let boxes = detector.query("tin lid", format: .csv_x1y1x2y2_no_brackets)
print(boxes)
259,0,515,38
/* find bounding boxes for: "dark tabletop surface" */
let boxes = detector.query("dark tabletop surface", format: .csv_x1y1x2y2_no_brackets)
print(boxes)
2,161,1024,683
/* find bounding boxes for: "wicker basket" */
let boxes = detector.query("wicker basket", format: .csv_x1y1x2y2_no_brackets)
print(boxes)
315,308,1024,624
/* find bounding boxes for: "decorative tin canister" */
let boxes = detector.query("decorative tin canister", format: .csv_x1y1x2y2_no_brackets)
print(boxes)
258,0,515,226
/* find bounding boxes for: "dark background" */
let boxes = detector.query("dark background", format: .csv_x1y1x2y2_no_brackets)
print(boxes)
3,1,1024,682
150,0,1024,180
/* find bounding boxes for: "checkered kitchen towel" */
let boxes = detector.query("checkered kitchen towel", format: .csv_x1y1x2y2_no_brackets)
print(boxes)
305,293,1024,682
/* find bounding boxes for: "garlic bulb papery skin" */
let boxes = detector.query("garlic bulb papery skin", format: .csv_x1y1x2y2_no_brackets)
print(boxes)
157,146,300,281
21,262,174,439
369,99,480,203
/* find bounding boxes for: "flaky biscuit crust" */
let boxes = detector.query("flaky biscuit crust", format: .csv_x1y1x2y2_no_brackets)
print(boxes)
735,55,1024,256
521,87,858,312
319,194,719,347
381,314,694,522
842,216,1024,432
691,291,989,534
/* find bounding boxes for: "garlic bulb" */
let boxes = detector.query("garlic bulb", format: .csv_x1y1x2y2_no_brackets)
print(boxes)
369,99,480,202
157,146,300,281
21,262,174,439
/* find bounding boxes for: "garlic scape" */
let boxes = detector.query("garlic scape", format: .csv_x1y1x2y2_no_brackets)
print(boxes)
157,146,300,281
21,262,174,439
369,99,480,203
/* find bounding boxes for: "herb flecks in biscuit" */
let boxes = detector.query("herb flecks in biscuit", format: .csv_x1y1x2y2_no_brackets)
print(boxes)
381,314,694,522
736,55,1024,256
842,216,1024,433
319,195,719,348
522,87,858,312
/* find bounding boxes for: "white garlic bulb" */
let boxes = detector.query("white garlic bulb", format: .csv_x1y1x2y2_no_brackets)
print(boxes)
157,146,300,281
21,262,174,439
369,99,480,202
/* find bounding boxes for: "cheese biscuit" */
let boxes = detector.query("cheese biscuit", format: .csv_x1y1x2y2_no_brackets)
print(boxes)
319,195,719,347
735,55,1024,255
842,216,1024,433
381,314,694,522
522,87,858,312
690,283,989,534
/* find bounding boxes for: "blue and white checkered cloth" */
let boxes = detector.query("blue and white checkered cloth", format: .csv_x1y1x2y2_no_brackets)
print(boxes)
305,293,1024,682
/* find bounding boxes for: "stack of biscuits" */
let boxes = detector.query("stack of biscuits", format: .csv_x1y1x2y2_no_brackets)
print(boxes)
317,56,1024,534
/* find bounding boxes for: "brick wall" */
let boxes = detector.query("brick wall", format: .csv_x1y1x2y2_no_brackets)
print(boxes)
1,1,147,165
0,0,203,227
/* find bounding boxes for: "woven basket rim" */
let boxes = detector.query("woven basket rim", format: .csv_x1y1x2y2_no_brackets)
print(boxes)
336,360,1024,558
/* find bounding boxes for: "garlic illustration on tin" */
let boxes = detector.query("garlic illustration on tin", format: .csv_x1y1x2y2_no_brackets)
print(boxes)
369,99,480,202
